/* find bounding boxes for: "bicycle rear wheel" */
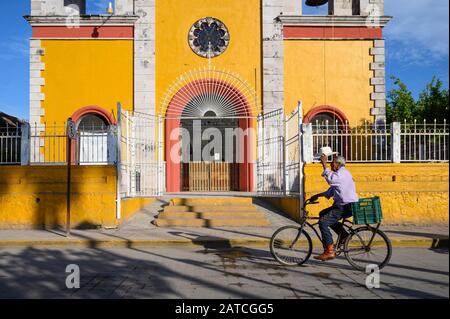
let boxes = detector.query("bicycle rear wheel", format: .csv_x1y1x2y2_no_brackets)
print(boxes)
270,226,313,266
344,227,392,271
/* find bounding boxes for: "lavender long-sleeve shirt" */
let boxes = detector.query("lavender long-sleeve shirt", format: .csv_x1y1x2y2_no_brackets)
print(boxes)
321,166,359,205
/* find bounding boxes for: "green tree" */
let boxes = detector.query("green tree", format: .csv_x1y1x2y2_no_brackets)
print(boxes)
417,76,449,123
386,77,419,123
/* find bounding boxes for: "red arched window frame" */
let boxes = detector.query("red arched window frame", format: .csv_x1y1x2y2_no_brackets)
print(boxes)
71,106,116,125
304,105,351,159
303,105,349,127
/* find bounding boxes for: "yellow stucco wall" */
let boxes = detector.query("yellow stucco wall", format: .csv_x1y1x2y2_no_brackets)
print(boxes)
156,0,262,115
121,197,155,222
40,40,134,124
284,40,375,125
267,164,449,225
0,166,154,229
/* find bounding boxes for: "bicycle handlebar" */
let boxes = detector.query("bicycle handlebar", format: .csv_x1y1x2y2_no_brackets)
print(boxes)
304,198,320,206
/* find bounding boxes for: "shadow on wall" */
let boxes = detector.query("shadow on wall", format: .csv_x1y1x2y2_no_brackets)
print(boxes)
0,166,117,230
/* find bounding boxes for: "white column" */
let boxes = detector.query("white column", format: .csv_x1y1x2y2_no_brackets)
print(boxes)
302,123,314,164
391,122,401,163
262,0,285,113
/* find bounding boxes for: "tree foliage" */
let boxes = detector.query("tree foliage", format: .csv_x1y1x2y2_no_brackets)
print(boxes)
386,76,449,123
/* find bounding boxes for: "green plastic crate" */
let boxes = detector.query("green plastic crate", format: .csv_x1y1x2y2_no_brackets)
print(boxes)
351,197,383,225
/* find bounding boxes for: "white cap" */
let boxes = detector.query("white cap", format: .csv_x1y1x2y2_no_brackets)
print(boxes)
316,146,339,158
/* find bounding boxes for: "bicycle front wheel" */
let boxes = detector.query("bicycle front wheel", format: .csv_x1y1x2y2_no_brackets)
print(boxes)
344,227,392,271
270,226,313,266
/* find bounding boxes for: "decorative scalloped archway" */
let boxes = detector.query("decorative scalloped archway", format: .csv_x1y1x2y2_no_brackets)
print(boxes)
163,76,256,193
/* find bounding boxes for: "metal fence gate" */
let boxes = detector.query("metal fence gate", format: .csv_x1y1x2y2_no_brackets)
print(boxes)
257,109,286,195
118,107,165,198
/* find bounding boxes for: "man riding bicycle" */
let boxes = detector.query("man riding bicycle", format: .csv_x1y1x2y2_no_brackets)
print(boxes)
310,152,359,261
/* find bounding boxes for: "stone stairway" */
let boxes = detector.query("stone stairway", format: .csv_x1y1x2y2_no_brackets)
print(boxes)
154,197,271,227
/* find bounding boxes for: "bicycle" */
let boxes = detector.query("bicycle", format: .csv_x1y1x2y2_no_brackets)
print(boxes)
270,198,392,271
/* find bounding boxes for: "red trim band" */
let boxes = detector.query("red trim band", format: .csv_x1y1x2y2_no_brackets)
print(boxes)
304,105,349,125
284,26,383,39
32,26,134,39
71,106,116,125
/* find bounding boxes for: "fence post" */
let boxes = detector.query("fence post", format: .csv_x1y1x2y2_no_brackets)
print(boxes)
107,125,118,165
302,123,314,164
20,123,30,166
391,122,401,163
116,103,122,220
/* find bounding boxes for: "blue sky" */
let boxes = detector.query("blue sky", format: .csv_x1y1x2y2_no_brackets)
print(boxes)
0,1,448,120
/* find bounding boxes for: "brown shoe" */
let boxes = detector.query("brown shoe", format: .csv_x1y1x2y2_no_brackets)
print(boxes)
314,244,336,261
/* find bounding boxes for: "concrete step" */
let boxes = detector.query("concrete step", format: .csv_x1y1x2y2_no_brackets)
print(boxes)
169,197,253,206
158,211,266,220
163,205,259,213
155,197,270,228
154,217,270,228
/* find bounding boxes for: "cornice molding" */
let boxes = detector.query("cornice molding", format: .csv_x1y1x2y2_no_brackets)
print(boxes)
24,15,139,26
277,15,392,28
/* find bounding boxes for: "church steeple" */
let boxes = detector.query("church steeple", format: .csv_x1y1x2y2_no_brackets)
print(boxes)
30,0,86,16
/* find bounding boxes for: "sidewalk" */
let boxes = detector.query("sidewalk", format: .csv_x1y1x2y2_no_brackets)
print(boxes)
0,199,448,249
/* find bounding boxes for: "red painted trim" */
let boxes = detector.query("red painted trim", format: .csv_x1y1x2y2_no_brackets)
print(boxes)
69,106,116,164
32,26,134,39
71,106,116,125
303,105,349,125
165,79,254,193
283,26,382,39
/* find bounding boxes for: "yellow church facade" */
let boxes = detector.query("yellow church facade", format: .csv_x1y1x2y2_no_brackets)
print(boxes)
26,0,391,193
0,0,446,229
28,0,388,125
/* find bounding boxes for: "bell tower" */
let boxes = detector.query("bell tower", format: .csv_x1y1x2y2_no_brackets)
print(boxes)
328,0,384,16
283,0,390,124
31,0,86,15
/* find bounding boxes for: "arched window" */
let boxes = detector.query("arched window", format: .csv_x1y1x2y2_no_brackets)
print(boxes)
304,106,348,128
310,112,341,129
77,114,109,165
305,106,349,160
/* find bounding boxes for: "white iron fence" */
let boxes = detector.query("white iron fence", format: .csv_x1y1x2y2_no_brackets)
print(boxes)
118,108,165,198
311,121,391,162
257,109,285,195
308,120,448,163
285,107,301,195
27,123,112,165
0,122,114,165
1,111,448,201
0,124,22,165
29,123,68,164
400,121,448,162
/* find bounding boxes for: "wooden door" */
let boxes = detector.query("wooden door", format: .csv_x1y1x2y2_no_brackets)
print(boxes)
185,162,238,192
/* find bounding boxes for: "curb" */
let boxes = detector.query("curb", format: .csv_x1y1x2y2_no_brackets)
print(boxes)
0,237,447,249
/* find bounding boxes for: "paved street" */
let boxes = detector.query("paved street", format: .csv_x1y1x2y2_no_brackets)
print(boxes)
0,245,448,299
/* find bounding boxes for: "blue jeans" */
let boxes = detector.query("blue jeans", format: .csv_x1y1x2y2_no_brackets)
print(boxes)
319,204,353,246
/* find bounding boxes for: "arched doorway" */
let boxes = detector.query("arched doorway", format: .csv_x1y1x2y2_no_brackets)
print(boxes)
164,78,255,193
